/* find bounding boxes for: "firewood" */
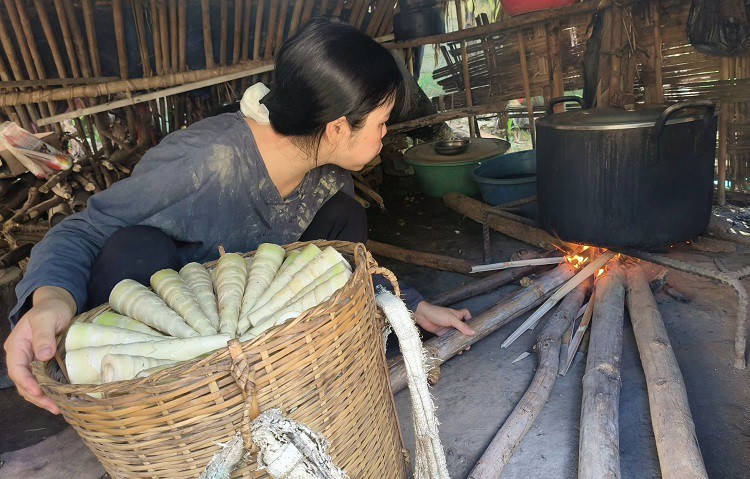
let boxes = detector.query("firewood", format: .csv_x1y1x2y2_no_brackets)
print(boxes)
467,282,589,479
579,264,626,479
51,182,73,201
367,240,474,274
388,263,577,393
8,186,41,224
38,169,71,194
626,266,709,479
26,196,65,220
470,256,564,273
72,172,97,192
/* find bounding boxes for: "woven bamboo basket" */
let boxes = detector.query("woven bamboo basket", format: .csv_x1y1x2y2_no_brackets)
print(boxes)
32,240,410,479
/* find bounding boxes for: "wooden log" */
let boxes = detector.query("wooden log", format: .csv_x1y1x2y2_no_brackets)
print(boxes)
388,263,578,393
444,192,565,250
430,250,544,307
467,282,589,479
367,240,474,274
579,264,626,479
625,266,709,479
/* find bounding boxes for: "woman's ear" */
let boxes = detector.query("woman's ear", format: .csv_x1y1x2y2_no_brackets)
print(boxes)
324,116,352,146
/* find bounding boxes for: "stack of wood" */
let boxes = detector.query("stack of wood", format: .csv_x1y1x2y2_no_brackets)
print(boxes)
0,145,146,269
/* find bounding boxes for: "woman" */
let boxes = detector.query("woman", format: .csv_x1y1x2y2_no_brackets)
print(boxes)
4,18,474,414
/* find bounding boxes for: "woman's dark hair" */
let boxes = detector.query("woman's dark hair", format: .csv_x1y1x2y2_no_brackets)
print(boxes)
262,18,408,153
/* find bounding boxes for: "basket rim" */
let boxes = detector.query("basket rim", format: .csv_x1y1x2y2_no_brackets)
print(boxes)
33,240,383,395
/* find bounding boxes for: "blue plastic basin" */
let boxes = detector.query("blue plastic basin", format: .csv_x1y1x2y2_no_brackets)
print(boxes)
471,150,537,218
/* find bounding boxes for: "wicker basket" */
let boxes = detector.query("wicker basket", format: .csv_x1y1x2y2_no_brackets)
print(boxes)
32,241,409,479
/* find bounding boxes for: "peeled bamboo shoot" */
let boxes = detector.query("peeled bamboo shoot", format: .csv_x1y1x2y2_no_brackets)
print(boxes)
92,311,165,336
151,269,218,335
251,244,321,312
109,280,200,338
100,354,177,383
237,243,285,334
180,262,221,329
66,323,168,350
216,253,248,337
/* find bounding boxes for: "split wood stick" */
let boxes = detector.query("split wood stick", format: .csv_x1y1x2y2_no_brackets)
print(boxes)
73,172,97,192
467,282,589,479
517,30,535,146
444,193,566,251
561,289,595,376
388,263,578,393
502,251,616,348
430,250,544,307
36,62,275,126
253,0,265,60
625,266,709,479
367,240,474,274
471,257,564,273
579,264,626,479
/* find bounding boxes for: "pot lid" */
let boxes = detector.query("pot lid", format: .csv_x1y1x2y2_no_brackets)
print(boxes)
404,138,510,166
536,104,716,131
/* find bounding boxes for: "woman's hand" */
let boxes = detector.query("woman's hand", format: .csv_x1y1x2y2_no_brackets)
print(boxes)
4,286,76,414
413,301,475,337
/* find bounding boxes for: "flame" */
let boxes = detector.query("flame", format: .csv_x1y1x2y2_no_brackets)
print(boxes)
564,244,595,269
597,268,605,277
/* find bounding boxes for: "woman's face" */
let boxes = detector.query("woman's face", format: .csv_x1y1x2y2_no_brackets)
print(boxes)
329,100,394,171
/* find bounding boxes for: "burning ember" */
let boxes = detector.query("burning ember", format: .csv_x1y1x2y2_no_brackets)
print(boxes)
562,244,608,269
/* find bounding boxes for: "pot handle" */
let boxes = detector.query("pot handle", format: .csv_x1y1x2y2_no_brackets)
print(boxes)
546,96,588,115
652,100,716,141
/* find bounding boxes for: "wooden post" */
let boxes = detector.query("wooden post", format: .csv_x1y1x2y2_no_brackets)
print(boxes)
455,0,476,137
517,29,535,145
625,266,709,479
467,282,589,479
546,20,565,112
717,56,730,205
651,0,664,103
388,263,578,393
579,265,625,479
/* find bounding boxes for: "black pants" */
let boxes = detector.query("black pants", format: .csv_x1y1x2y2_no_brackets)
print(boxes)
87,192,367,309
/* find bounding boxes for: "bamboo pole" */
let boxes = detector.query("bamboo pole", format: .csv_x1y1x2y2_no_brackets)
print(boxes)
366,0,390,37
546,20,565,112
625,266,709,479
32,0,92,154
455,0,476,137
157,0,170,72
232,0,243,64
377,3,395,37
0,0,43,126
0,59,274,108
240,0,253,62
219,0,229,65
253,0,265,60
81,0,102,77
169,0,179,70
718,56,730,205
300,0,316,28
51,0,79,79
651,0,664,104
388,263,578,393
273,0,290,56
288,0,307,36
150,0,165,75
36,61,276,126
467,282,589,479
264,0,279,58
517,30,535,145
113,0,138,136
609,5,623,96
132,0,153,77
355,0,371,29
332,0,345,18
320,0,331,16
178,0,187,71
367,240,474,274
579,264,625,479
0,56,32,131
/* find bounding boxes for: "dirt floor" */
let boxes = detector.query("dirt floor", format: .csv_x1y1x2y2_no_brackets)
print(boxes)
1,173,749,478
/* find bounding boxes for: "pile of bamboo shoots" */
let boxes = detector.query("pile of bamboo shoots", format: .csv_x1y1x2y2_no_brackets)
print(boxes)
65,243,352,385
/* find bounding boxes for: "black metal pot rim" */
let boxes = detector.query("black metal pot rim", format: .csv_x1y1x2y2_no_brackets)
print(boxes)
536,115,704,131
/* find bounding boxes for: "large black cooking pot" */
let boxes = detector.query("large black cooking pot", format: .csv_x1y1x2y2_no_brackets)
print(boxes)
536,96,718,250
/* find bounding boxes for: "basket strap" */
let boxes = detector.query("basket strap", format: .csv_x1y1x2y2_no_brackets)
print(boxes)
228,339,260,452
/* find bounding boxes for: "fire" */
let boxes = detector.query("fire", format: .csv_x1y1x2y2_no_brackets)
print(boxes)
597,268,605,277
563,244,595,269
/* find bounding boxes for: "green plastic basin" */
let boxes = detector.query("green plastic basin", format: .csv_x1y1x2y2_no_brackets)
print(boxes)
403,138,510,198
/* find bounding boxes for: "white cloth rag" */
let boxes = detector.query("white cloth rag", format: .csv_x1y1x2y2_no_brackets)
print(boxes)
240,82,271,125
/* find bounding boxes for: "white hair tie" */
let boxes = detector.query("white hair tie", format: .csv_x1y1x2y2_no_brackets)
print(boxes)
240,82,271,125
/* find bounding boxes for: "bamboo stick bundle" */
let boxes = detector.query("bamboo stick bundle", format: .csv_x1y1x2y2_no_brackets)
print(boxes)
625,266,708,479
388,262,578,393
579,264,626,479
467,282,589,479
